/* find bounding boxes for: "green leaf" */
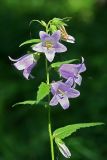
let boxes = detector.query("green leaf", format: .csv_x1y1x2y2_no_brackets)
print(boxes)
19,39,41,47
36,82,50,103
53,122,104,139
12,100,36,107
51,59,78,68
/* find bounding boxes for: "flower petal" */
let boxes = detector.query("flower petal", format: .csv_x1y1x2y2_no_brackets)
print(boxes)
23,62,36,79
49,95,58,106
66,35,75,43
78,63,86,73
57,94,69,109
39,31,50,41
32,42,43,52
8,54,29,62
58,142,71,159
75,74,82,85
14,54,34,70
44,48,55,62
65,77,74,86
59,64,76,79
51,81,61,95
66,88,80,98
76,57,86,73
54,42,67,53
51,30,61,42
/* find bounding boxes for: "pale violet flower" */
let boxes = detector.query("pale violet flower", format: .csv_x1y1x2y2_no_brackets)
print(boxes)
9,54,36,79
60,26,75,43
59,57,86,86
56,139,71,159
32,30,67,62
49,81,80,109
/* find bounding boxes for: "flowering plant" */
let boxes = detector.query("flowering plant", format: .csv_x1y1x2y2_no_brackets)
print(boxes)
9,17,104,159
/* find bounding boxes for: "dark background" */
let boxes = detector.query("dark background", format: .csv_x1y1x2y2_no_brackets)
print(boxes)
0,0,107,159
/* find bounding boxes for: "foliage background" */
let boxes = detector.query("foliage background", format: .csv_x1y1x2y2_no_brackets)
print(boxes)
0,0,107,159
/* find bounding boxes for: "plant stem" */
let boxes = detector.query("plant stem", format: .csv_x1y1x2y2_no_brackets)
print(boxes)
45,59,55,160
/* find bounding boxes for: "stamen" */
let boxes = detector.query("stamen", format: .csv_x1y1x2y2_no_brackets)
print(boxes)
57,89,65,96
45,41,53,49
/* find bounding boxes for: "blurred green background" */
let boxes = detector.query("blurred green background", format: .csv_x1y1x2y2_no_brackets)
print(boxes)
0,0,107,159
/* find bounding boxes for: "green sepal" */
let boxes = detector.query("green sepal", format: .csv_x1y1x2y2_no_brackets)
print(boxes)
12,100,36,107
29,19,47,28
53,122,104,139
51,59,78,69
51,18,67,27
49,24,57,33
36,82,50,104
19,39,41,47
41,20,47,27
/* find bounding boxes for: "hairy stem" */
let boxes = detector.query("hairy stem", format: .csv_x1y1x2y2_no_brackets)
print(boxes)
45,59,55,160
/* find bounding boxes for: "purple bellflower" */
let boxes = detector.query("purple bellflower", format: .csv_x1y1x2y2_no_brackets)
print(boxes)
60,26,75,43
59,57,86,86
32,30,67,62
9,54,36,79
49,81,80,109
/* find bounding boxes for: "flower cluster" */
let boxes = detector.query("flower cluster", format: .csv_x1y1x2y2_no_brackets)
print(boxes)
9,18,86,109
49,57,86,109
9,18,86,159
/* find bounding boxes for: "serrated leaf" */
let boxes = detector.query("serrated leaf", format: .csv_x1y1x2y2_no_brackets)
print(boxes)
53,122,104,139
51,59,78,68
36,82,50,103
19,39,41,47
12,100,36,107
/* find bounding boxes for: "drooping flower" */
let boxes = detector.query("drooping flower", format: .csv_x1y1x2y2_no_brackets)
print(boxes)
57,141,71,159
9,54,37,79
59,57,86,86
49,81,80,109
60,25,75,43
32,30,67,62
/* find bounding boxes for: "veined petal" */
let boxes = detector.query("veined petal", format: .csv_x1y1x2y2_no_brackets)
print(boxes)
77,57,86,73
65,77,74,86
75,74,82,85
44,48,55,62
23,62,36,79
54,42,67,53
51,30,61,42
14,54,34,70
79,63,86,73
49,95,58,106
58,142,71,158
32,42,43,52
57,94,69,110
66,88,80,98
59,64,78,79
39,31,50,41
51,81,61,95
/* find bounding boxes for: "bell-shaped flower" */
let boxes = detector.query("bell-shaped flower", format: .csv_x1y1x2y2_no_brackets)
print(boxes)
49,81,80,109
9,54,37,79
32,30,67,62
59,57,86,86
60,26,75,43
